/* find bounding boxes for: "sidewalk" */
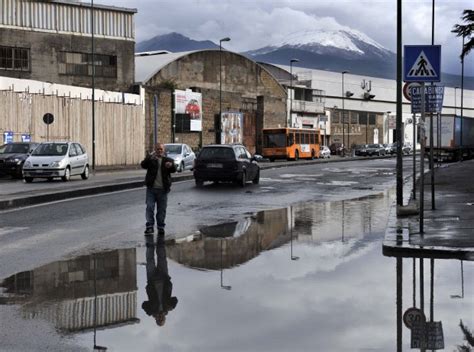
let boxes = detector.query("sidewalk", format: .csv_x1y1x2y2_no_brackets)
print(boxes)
383,159,474,260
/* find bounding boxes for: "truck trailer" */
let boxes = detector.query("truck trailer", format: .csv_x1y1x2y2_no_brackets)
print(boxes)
425,114,474,162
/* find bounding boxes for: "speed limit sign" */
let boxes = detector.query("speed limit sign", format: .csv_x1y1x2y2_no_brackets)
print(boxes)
403,307,426,329
403,82,420,101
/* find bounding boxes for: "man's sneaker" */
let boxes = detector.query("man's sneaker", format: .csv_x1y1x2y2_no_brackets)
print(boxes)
144,227,154,234
158,228,165,235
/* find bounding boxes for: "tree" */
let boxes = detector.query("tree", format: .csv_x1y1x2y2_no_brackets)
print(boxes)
452,10,474,60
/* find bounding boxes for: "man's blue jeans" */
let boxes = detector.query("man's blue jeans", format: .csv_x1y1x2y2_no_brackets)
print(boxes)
145,188,168,230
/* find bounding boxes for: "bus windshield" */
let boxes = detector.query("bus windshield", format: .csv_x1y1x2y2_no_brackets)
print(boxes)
264,133,286,148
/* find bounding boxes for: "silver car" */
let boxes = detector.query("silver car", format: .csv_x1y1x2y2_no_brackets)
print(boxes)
164,143,196,172
320,145,331,158
23,142,89,182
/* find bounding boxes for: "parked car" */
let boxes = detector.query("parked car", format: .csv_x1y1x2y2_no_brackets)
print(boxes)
390,142,412,155
320,145,331,159
329,143,346,155
354,144,369,156
383,143,395,155
193,144,260,187
0,142,39,178
164,143,196,172
22,142,89,182
364,144,386,156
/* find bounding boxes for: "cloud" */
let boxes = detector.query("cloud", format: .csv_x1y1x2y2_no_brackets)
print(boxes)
103,0,473,75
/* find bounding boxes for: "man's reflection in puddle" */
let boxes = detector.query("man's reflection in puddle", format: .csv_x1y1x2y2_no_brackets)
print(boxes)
142,234,178,326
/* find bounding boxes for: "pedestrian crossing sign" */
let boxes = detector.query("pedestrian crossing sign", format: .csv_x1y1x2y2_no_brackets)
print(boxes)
404,45,441,82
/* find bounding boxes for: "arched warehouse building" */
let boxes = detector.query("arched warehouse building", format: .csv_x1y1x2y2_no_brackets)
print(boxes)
135,50,288,154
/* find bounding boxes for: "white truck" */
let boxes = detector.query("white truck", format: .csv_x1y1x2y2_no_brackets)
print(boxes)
425,114,474,161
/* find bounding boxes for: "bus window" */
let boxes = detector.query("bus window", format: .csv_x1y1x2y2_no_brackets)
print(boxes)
287,133,294,146
264,133,286,147
310,133,315,144
295,132,300,144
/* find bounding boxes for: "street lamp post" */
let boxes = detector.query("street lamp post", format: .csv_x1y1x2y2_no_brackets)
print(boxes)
289,59,299,128
454,86,459,115
341,71,349,156
219,37,230,144
91,0,96,171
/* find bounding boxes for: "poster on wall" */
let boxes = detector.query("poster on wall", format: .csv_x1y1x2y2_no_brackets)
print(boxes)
3,131,13,144
221,112,243,144
174,89,202,131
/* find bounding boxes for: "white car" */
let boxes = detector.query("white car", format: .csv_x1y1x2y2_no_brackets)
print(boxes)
23,142,89,182
164,143,196,172
320,145,331,158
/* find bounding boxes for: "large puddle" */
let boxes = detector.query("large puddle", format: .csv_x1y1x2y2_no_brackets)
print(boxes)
1,193,472,351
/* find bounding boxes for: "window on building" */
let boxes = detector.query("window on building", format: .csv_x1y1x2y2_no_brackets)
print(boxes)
332,110,340,124
359,112,368,125
58,52,117,78
0,46,30,71
351,112,359,124
369,113,376,125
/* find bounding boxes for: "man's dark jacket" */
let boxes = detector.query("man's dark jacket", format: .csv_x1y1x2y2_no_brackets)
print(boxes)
141,155,176,191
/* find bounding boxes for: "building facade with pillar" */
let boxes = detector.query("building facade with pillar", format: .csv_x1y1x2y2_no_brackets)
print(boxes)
135,50,287,154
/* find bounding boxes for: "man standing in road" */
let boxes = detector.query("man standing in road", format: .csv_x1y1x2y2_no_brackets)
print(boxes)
141,143,176,235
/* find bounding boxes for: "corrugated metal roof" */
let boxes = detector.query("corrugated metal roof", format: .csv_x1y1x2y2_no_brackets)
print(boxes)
135,50,198,84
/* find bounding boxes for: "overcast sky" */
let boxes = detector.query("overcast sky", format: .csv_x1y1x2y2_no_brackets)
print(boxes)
104,0,472,76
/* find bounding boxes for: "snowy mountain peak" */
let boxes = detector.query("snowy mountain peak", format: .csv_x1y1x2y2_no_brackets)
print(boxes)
279,29,388,56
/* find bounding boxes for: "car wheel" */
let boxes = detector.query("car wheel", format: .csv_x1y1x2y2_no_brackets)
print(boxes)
294,150,299,161
252,169,260,184
269,158,275,162
24,177,33,183
81,165,89,180
195,179,204,188
62,167,71,182
47,177,54,182
240,171,246,187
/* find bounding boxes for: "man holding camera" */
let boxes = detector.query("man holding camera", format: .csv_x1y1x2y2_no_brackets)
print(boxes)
141,143,177,235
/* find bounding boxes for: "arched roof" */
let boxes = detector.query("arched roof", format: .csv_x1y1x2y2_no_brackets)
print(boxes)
134,50,286,96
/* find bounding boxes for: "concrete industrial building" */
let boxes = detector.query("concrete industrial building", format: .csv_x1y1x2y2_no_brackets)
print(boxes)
0,0,136,92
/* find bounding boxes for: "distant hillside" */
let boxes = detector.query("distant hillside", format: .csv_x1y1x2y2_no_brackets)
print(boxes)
136,32,219,53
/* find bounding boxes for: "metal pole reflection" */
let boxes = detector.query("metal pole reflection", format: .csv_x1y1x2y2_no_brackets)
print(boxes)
220,239,231,290
290,206,299,260
93,254,107,351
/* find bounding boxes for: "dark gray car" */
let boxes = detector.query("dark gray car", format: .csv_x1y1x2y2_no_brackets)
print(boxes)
193,144,260,187
0,142,39,178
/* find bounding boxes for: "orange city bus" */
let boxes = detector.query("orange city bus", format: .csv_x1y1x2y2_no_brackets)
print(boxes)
262,128,321,161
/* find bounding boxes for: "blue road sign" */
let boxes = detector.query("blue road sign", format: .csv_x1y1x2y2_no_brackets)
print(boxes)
404,45,441,82
410,85,444,113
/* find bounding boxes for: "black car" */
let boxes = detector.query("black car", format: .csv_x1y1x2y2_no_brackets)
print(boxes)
193,144,260,187
365,144,386,156
0,142,39,178
354,144,369,156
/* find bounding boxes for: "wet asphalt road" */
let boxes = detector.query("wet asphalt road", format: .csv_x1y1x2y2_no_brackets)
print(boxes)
4,158,470,352
0,158,411,279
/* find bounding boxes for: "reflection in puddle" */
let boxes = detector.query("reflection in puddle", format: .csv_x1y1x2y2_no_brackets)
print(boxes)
167,193,391,270
1,191,472,351
0,249,138,334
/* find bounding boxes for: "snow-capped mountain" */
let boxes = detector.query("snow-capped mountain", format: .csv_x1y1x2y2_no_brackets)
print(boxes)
135,31,472,88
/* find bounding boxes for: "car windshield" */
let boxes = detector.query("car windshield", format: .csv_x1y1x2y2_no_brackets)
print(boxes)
32,143,68,156
199,147,235,160
165,145,182,154
0,144,30,154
